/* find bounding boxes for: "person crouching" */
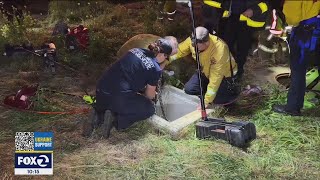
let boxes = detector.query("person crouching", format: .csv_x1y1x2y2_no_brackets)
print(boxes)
83,38,175,138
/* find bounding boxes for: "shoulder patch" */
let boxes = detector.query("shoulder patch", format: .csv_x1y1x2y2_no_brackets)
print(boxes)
129,48,155,70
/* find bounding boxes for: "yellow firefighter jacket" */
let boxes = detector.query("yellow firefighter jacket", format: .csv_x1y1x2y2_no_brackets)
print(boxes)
283,1,320,26
169,35,237,104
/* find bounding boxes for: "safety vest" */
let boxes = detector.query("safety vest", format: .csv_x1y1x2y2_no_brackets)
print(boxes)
203,0,268,28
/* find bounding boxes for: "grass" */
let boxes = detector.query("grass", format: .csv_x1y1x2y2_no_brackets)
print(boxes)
49,88,319,179
43,84,319,180
0,1,319,179
1,72,320,179
3,69,309,179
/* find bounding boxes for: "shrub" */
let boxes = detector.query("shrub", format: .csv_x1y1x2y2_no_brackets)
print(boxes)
0,7,50,50
48,1,113,24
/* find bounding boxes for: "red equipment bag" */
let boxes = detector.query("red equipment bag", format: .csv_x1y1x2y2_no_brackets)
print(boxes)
3,84,38,110
67,25,89,50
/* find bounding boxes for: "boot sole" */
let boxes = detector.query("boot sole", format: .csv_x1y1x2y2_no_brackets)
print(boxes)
102,110,114,138
82,109,95,137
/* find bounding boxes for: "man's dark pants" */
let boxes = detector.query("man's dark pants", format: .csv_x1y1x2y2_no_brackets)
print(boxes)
201,5,253,75
95,89,155,129
184,72,238,104
221,15,253,76
202,4,222,34
286,26,320,111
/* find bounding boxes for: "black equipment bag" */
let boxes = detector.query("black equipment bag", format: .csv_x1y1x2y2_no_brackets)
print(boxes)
195,118,256,147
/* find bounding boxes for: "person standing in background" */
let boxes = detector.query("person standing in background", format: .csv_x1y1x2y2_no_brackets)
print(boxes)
202,0,268,78
273,1,320,116
157,0,177,21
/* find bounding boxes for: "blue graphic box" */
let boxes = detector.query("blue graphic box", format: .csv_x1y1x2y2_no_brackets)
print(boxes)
15,153,53,168
34,132,54,151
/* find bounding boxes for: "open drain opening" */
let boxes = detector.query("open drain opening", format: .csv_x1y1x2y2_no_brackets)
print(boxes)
275,73,291,88
155,86,199,122
275,71,320,105
276,68,320,90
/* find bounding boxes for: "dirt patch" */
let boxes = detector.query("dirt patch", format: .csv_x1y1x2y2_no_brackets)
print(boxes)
242,54,290,88
248,66,290,88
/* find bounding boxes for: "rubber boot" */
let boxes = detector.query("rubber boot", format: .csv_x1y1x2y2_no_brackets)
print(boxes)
82,109,96,137
82,109,105,137
102,110,115,138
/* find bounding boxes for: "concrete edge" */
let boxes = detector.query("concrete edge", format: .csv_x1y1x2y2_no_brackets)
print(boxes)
149,85,216,139
148,108,215,139
164,85,200,102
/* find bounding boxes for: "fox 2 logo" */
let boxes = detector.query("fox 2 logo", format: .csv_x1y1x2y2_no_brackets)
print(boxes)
15,153,52,168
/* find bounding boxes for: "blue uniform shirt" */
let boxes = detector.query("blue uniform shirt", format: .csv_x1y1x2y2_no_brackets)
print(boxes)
97,48,162,94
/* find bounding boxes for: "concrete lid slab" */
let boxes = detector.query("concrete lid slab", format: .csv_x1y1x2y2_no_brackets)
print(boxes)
149,85,215,139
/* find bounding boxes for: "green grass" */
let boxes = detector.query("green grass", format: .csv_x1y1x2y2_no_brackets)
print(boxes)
50,89,320,180
1,63,319,179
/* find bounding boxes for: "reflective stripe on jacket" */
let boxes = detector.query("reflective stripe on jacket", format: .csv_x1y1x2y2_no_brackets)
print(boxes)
203,0,268,28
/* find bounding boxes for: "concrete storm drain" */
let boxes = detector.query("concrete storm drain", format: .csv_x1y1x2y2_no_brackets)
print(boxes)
148,85,214,138
116,34,214,138
147,67,289,138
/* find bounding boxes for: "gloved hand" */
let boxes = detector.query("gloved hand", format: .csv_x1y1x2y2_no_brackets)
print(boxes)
163,70,174,76
83,95,96,105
